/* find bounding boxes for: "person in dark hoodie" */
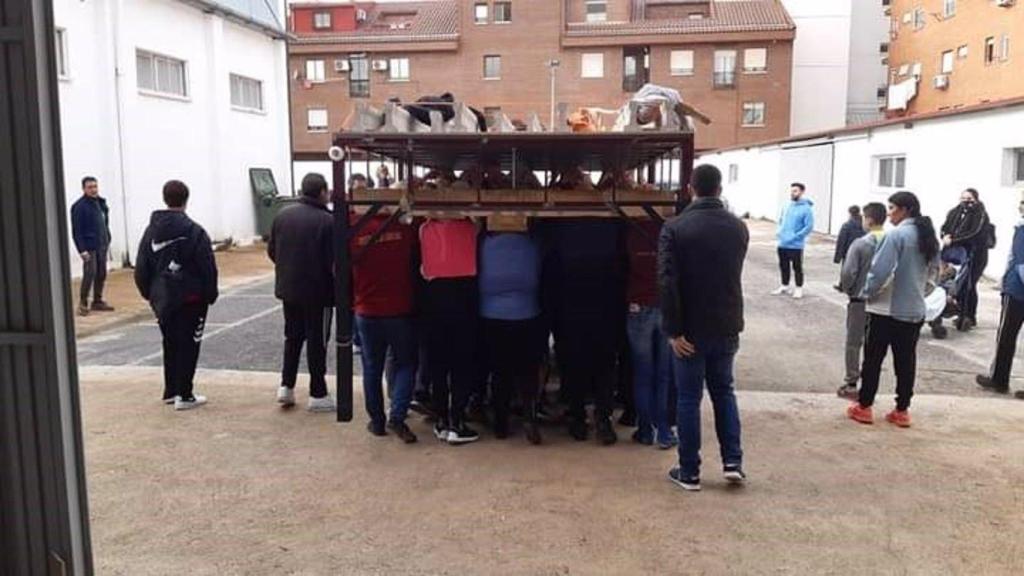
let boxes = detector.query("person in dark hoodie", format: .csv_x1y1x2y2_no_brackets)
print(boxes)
659,164,749,492
833,205,866,290
940,188,991,331
134,180,219,411
71,176,114,316
268,173,336,414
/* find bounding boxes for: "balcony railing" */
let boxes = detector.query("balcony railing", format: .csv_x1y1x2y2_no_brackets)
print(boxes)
713,70,736,88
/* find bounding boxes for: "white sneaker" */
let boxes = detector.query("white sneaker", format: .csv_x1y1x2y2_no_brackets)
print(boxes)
277,386,296,407
771,285,792,296
793,287,804,299
307,395,336,413
174,395,208,411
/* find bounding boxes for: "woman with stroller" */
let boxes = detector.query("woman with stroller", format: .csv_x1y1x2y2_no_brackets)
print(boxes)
940,189,992,332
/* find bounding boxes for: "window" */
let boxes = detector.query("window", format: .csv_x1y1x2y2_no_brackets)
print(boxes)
136,50,188,98
494,2,512,23
985,37,997,64
713,50,737,88
388,58,410,81
230,74,263,112
957,44,969,59
622,46,649,92
1016,149,1024,184
349,55,369,97
1001,35,1011,62
483,55,501,79
941,50,954,74
913,8,925,30
581,53,604,78
585,1,607,23
55,28,69,79
670,50,694,76
305,59,326,83
313,11,332,30
307,108,328,132
743,48,767,73
943,0,956,18
728,164,739,183
741,102,765,127
876,156,906,188
474,3,488,24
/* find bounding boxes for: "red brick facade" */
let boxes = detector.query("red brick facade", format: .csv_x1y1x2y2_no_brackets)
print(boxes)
289,0,795,156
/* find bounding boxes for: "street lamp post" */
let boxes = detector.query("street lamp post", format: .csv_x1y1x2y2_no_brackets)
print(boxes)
546,59,560,132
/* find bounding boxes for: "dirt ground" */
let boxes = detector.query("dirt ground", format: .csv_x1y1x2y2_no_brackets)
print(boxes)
81,367,1024,576
72,244,273,338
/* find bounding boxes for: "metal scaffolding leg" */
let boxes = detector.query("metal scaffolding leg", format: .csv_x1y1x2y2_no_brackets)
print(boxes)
332,157,353,422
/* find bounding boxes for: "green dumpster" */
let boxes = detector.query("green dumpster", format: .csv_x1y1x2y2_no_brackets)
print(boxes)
250,168,297,240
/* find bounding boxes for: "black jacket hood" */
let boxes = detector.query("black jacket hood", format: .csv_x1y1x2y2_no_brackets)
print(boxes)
148,210,197,243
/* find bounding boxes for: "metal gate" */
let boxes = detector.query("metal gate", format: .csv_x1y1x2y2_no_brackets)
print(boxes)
1,0,93,573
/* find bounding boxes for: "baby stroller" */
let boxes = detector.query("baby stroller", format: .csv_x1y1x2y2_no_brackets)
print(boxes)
928,246,973,339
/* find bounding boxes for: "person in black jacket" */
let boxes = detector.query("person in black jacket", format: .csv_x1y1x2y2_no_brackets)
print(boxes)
940,188,991,331
658,164,749,492
833,206,865,290
71,176,114,316
134,180,219,411
268,173,336,413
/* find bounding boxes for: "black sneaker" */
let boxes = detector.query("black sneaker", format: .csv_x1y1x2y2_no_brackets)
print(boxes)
632,429,654,446
836,384,859,400
724,464,747,485
596,418,618,446
569,419,588,442
447,423,480,445
366,420,387,437
525,420,542,445
387,421,418,444
668,468,701,492
409,400,437,419
1015,391,1024,400
433,421,451,442
976,375,1010,394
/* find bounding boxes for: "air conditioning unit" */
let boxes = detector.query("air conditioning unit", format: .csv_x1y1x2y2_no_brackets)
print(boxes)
933,74,950,89
356,9,368,21
996,0,1015,7
334,59,350,72
372,60,389,71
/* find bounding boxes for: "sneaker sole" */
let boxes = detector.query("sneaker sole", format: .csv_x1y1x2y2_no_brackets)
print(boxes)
885,418,911,429
174,403,206,411
447,435,480,446
307,406,335,413
434,430,450,442
668,475,701,492
724,472,746,484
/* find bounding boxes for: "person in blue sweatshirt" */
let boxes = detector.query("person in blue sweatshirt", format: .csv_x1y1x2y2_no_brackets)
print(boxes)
773,183,815,299
977,192,1024,400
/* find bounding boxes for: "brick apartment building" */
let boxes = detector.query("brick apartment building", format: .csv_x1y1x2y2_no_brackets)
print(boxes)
287,0,795,156
886,0,1022,117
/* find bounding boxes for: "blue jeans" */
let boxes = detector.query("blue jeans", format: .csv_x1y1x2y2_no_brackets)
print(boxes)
673,335,743,478
355,315,416,425
626,307,674,444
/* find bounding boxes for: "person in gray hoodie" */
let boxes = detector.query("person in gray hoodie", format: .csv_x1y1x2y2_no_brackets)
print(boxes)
847,192,939,428
836,203,887,400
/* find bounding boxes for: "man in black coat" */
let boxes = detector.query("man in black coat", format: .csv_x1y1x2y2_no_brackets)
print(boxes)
833,205,865,290
134,180,219,410
659,164,749,492
71,176,114,316
268,173,336,413
940,188,991,331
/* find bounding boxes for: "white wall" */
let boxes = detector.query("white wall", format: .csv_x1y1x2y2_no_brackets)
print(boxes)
781,0,888,134
54,0,290,274
701,104,1024,279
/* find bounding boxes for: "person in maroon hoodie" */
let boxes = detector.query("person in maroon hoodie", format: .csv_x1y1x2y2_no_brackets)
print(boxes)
351,211,421,443
626,218,679,449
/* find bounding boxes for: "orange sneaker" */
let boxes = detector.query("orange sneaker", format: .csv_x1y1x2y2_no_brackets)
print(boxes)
885,410,911,428
847,403,874,425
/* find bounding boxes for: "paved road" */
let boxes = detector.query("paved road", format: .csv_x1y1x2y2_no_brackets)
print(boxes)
77,222,1024,399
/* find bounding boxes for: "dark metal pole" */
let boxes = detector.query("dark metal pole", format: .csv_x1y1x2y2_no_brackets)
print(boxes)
332,149,353,422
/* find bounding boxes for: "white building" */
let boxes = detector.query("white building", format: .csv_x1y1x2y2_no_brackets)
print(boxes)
701,98,1024,279
54,0,292,269
782,0,890,134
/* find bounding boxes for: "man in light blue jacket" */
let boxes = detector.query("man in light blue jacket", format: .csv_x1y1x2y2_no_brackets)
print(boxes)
773,183,815,299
